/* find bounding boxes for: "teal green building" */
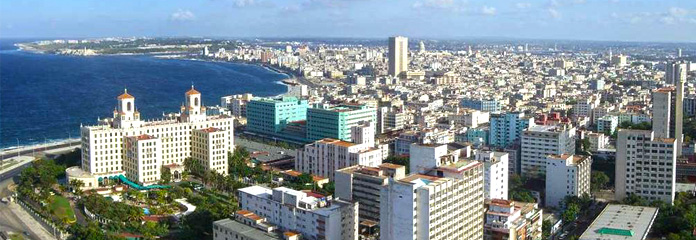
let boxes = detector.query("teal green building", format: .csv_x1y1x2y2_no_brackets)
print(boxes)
246,97,308,140
306,104,377,142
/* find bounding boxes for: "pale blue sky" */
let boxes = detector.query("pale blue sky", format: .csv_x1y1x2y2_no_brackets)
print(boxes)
1,0,695,42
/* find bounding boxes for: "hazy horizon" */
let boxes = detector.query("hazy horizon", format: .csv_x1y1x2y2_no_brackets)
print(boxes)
2,0,696,43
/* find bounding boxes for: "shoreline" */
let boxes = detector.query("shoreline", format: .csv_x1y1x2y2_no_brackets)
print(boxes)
2,46,308,152
14,41,313,87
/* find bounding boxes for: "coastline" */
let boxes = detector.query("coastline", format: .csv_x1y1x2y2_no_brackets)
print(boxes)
2,46,306,151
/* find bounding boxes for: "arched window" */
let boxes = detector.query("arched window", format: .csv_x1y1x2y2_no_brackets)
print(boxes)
127,102,132,111
194,97,199,106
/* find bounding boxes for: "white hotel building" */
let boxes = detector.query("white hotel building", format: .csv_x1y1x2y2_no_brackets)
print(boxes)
71,87,234,188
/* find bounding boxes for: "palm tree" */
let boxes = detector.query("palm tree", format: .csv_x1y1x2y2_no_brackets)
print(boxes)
69,179,84,194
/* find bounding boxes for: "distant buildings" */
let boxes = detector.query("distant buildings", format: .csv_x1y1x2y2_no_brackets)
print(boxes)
611,54,628,67
388,36,408,77
246,96,308,141
615,129,677,204
520,124,576,178
545,154,591,207
461,98,501,112
306,104,376,142
489,112,534,148
238,186,359,240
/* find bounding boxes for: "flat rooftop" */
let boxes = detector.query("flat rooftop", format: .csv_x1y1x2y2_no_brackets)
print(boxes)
579,204,658,240
214,218,282,240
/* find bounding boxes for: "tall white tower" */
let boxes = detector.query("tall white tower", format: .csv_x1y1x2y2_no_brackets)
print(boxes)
388,36,408,77
181,85,206,122
113,89,143,129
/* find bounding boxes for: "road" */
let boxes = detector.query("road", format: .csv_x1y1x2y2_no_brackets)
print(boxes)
0,178,54,240
1,140,80,161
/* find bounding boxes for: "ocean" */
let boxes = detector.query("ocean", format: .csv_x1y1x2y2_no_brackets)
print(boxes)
0,39,288,149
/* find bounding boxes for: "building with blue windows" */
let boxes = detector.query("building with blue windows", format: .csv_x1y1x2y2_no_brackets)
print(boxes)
488,112,534,148
306,104,377,142
246,96,309,141
461,98,501,112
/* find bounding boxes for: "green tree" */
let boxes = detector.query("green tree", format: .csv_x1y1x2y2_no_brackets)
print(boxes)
591,171,610,191
542,219,553,239
384,156,410,173
160,167,172,184
562,203,580,223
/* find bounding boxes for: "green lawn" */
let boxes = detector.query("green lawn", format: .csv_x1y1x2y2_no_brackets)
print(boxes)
9,233,25,240
48,195,76,223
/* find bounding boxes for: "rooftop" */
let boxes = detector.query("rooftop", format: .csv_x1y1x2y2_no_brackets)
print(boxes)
214,218,283,240
579,204,658,240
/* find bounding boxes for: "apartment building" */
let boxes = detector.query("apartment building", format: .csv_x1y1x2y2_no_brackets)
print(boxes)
545,154,591,207
476,151,509,200
238,186,359,240
615,129,677,204
335,163,406,224
520,124,576,178
484,199,543,240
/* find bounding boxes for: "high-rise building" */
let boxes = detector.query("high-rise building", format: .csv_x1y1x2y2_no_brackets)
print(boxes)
652,85,684,156
418,40,425,53
238,186,359,240
545,154,591,207
476,151,509,200
388,36,408,77
520,124,576,178
246,96,308,140
615,129,677,204
335,164,406,224
611,55,628,67
489,112,534,148
71,87,234,188
484,200,543,240
678,48,682,58
665,61,688,85
306,104,376,142
380,168,484,240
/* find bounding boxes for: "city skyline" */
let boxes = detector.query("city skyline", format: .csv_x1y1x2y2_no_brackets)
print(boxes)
2,0,696,42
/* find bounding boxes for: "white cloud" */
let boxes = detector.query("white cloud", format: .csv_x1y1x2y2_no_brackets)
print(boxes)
170,9,195,22
234,0,256,7
481,6,496,15
413,0,455,9
660,16,676,25
515,2,531,9
669,7,688,17
548,8,560,19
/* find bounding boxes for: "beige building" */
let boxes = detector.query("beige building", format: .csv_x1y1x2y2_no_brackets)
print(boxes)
296,138,382,180
388,36,408,77
335,163,406,224
75,87,234,188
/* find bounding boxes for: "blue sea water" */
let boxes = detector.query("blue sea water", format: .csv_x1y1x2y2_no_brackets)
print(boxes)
0,39,287,149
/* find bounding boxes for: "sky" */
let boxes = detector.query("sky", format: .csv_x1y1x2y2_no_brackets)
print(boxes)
1,0,696,42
